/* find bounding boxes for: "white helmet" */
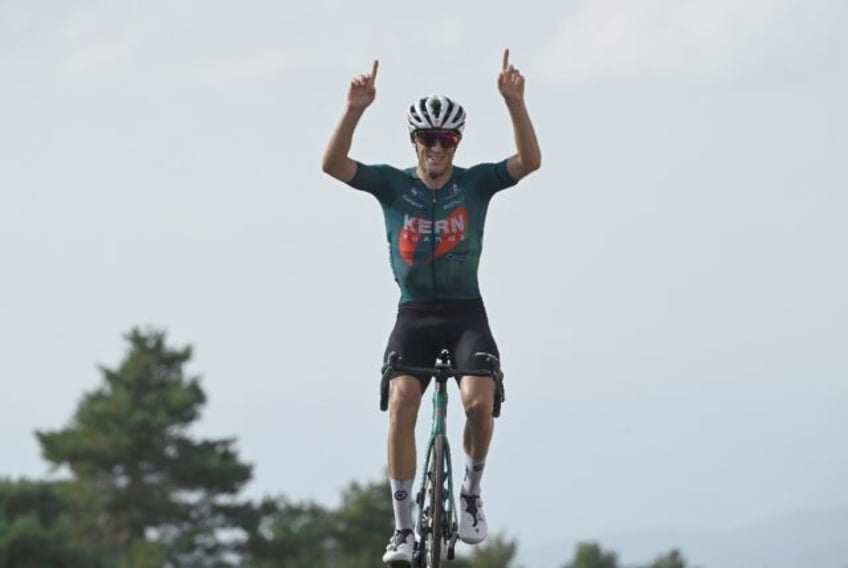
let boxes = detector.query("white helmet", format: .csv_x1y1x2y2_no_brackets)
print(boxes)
407,95,466,136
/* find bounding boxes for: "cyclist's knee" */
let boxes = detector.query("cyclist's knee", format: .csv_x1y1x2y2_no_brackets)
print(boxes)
464,396,494,422
461,381,494,420
388,375,422,424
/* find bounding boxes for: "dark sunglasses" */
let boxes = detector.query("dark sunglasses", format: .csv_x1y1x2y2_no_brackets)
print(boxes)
414,130,462,149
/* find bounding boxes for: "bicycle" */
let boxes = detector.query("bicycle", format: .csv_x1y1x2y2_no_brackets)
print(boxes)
380,349,505,567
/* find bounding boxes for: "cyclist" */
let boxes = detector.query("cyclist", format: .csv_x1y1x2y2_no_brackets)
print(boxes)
321,49,541,565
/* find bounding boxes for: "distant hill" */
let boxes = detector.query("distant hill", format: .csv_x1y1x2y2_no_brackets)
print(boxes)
518,507,848,568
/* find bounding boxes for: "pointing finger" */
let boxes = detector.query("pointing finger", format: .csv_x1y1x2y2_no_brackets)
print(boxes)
371,59,379,81
502,48,510,71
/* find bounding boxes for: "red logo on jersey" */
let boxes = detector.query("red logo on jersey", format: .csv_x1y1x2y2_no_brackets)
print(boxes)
400,207,467,265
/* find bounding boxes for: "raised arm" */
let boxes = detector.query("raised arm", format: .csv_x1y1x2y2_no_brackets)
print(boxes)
498,49,541,181
321,60,379,183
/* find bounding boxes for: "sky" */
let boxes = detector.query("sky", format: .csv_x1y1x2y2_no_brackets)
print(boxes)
1,0,847,565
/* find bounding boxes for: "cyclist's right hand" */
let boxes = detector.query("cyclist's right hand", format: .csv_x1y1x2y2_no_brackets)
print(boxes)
347,60,379,110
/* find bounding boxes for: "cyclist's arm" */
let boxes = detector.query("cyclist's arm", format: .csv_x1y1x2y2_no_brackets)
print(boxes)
504,98,541,182
322,60,379,184
498,49,541,182
321,106,365,183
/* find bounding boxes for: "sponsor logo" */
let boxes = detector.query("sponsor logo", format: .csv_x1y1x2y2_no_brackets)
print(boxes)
445,252,473,262
399,206,467,265
394,490,409,501
442,197,465,211
402,194,424,208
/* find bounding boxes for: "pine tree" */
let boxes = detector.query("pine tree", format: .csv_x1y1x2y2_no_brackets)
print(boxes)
36,328,253,566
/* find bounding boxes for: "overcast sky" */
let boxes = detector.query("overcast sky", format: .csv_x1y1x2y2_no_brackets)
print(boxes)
1,0,846,565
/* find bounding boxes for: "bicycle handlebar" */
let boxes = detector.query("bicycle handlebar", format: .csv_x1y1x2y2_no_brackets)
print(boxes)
379,350,505,417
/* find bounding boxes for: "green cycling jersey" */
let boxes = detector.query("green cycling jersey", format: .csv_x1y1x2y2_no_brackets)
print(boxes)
348,160,517,303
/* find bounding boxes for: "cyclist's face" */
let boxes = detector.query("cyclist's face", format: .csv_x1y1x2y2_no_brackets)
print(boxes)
413,130,459,180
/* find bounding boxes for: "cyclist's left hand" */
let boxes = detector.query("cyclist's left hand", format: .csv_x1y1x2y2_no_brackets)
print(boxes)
498,48,525,103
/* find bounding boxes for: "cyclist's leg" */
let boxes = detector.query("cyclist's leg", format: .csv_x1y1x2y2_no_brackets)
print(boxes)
383,375,422,565
384,311,435,484
455,368,495,545
452,307,500,545
383,306,437,475
387,375,423,482
452,310,500,461
382,307,438,563
458,374,495,459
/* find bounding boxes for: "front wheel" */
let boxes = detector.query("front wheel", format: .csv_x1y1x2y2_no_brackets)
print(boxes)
426,435,445,567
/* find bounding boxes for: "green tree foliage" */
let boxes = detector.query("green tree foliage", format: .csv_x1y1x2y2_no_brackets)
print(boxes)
563,541,619,568
35,328,253,566
245,478,393,568
450,531,521,567
116,540,169,568
245,497,336,568
0,478,109,568
650,549,687,568
333,478,395,565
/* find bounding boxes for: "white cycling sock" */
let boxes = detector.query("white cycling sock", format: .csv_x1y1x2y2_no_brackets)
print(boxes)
390,478,415,531
461,456,486,495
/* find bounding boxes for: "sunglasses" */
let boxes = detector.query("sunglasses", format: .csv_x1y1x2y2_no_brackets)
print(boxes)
414,130,462,149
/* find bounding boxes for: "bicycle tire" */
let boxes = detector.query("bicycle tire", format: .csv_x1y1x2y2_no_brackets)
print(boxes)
427,435,445,567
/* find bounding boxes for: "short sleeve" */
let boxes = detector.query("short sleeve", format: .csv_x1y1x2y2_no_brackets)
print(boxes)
347,162,398,204
468,160,519,199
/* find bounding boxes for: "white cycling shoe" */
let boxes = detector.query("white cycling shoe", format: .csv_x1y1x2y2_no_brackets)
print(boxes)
383,529,415,565
458,494,487,544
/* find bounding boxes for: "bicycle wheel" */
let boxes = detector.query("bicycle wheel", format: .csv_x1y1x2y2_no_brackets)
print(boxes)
427,435,445,567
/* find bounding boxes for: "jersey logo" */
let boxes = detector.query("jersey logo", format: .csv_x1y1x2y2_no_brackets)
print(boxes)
399,206,467,265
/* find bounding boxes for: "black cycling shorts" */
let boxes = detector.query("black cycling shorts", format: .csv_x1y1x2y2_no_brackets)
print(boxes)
383,299,500,391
